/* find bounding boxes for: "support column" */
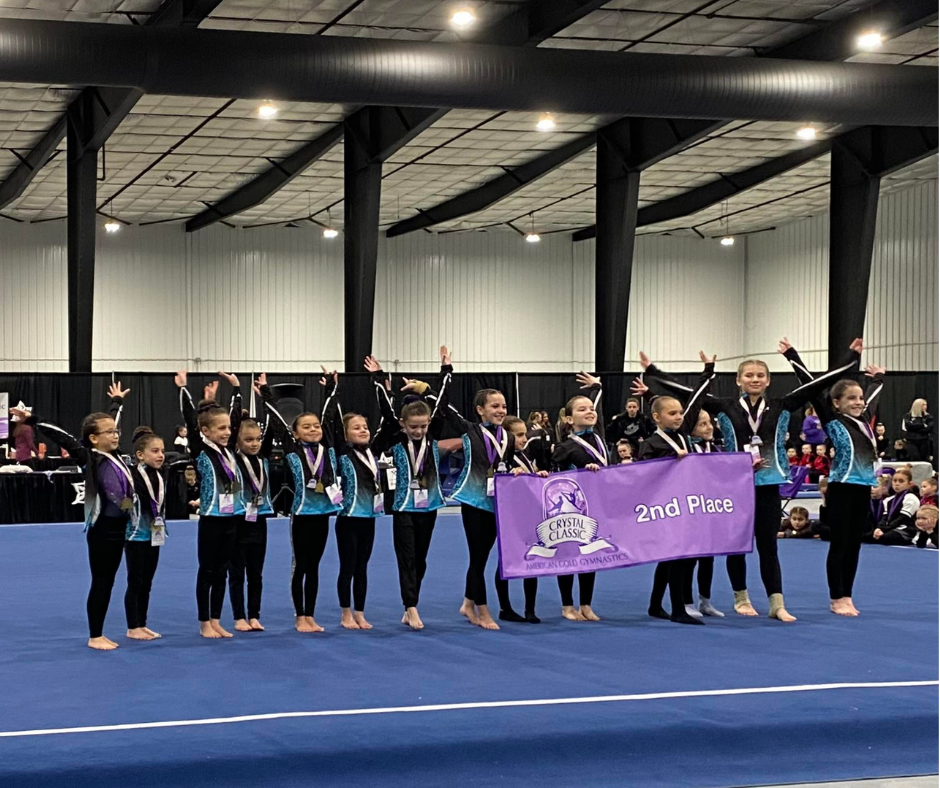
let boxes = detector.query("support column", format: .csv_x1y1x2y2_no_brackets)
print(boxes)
66,97,98,373
828,141,880,367
594,129,640,373
343,112,382,371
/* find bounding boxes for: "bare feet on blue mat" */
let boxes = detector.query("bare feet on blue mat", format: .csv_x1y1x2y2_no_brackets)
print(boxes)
126,628,154,640
305,616,325,633
88,636,118,650
735,603,759,617
830,598,859,617
234,619,252,632
476,605,500,630
249,619,264,631
341,608,360,629
562,605,586,621
459,598,480,625
200,621,222,639
353,612,373,630
143,628,162,638
580,605,600,621
402,608,425,630
210,619,233,638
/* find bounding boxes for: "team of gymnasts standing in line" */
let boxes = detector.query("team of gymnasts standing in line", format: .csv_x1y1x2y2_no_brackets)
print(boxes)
12,336,886,650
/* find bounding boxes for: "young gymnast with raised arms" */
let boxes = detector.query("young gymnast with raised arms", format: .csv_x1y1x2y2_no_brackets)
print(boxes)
16,383,133,650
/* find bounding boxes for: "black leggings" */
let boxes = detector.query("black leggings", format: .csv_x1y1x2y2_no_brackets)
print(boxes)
290,514,330,617
393,511,437,608
683,556,715,605
461,504,497,606
86,515,128,638
228,516,268,621
650,559,693,614
557,572,595,608
196,515,238,621
336,516,376,611
496,573,538,614
727,485,782,596
124,541,160,629
826,482,869,599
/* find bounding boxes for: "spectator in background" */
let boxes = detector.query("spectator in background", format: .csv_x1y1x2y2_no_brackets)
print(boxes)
525,411,551,471
11,407,36,463
902,399,934,463
173,425,189,455
184,464,200,515
870,468,920,546
815,477,831,540
778,506,818,539
554,406,570,445
810,444,830,481
912,505,938,549
874,423,889,460
799,443,813,467
606,397,652,452
615,439,634,464
920,476,938,507
786,447,799,466
801,405,827,448
891,439,909,462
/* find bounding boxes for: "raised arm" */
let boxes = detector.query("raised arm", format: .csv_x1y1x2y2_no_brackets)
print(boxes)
639,351,726,416
106,381,129,428
219,372,242,450
14,408,88,465
680,353,716,434
175,371,205,457
575,372,604,440
779,342,861,413
778,338,815,387
319,366,343,448
862,364,886,419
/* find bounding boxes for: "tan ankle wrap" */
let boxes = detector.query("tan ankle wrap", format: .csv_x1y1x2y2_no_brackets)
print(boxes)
767,592,785,618
733,590,752,611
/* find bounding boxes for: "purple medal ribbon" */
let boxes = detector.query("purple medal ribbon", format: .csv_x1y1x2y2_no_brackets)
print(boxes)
483,426,505,466
304,444,323,482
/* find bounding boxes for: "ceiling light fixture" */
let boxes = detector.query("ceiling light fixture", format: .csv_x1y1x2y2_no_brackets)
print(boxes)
323,227,338,239
536,113,556,132
104,219,121,234
796,125,817,140
258,101,278,119
525,232,541,243
856,31,884,51
451,9,475,28
720,236,735,246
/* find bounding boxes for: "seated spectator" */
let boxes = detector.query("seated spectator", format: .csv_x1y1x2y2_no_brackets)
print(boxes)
786,447,799,466
810,444,830,481
874,423,889,459
173,425,189,455
798,443,813,467
912,505,938,549
778,506,819,539
919,475,937,507
11,405,36,463
891,439,910,462
870,468,920,546
815,477,831,540
184,464,200,515
615,439,634,464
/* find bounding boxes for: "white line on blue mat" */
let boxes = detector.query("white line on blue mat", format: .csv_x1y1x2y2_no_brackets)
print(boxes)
0,680,936,738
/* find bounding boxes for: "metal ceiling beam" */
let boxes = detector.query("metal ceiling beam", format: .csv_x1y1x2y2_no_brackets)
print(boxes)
384,0,936,238
0,0,222,212
186,0,609,231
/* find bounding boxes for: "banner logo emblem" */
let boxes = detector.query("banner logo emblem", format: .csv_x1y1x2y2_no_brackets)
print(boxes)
526,477,615,559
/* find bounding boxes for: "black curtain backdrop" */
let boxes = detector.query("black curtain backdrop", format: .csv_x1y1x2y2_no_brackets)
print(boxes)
1,370,935,454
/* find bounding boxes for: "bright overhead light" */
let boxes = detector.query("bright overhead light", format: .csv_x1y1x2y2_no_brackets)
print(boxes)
796,126,817,140
856,31,884,51
322,227,339,239
451,9,475,28
536,114,556,132
257,102,278,119
525,232,541,243
104,219,121,234
720,236,735,246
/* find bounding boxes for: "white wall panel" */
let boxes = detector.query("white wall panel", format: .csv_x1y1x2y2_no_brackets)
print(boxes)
745,180,938,372
0,219,68,371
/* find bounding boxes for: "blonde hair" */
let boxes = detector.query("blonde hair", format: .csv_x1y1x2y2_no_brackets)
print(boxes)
911,398,927,417
736,359,770,379
917,504,938,521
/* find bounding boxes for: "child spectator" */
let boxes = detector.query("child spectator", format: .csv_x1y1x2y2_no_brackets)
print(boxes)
871,469,920,545
912,505,938,549
919,476,937,507
615,439,634,464
778,506,818,539
811,444,830,479
786,447,799,466
815,477,831,540
184,465,200,515
874,423,889,459
891,439,909,461
799,444,813,467
173,425,189,455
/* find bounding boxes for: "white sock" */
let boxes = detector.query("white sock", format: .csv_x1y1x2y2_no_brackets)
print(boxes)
684,604,704,618
698,596,725,617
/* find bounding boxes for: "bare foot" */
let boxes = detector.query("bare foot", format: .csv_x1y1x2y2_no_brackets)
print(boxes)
735,602,759,617
249,618,265,631
844,598,860,615
580,605,600,621
403,607,424,630
341,609,360,629
562,605,586,621
770,607,797,623
142,627,162,639
88,636,118,650
830,599,859,617
305,616,325,633
200,621,222,638
234,619,252,632
476,605,500,630
353,612,373,630
210,619,234,638
126,628,154,640
103,636,120,647
459,598,480,625
295,616,314,633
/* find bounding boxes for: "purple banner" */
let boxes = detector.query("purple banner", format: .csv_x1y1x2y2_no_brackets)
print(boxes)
494,453,755,579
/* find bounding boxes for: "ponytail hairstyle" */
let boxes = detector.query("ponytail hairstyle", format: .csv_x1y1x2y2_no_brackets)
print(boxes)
473,388,501,412
564,394,592,417
342,411,367,435
175,424,186,438
80,412,112,446
132,426,162,453
239,417,261,434
652,396,682,416
736,359,770,378
400,400,431,421
830,379,863,410
503,416,525,433
196,400,227,431
527,411,542,425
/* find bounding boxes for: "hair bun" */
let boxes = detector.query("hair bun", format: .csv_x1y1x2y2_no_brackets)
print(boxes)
197,400,218,413
132,426,154,443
